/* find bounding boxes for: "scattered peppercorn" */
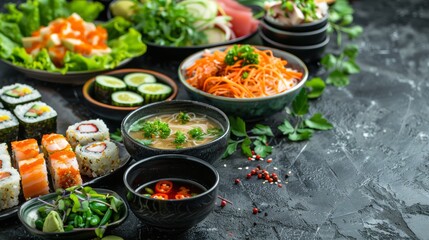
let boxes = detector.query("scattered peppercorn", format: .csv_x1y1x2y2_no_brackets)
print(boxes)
221,200,227,207
246,173,252,179
278,184,283,188
252,208,259,214
235,179,241,184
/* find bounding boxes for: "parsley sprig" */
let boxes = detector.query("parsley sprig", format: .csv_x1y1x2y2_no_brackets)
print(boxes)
321,44,360,87
225,45,260,66
328,0,363,46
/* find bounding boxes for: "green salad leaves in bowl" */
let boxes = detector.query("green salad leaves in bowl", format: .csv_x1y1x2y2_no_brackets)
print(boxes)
0,0,147,84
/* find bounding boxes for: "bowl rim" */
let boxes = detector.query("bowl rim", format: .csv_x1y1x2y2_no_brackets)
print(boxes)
264,11,329,29
123,154,220,202
82,68,178,111
178,45,309,102
260,18,329,36
121,99,230,152
18,188,129,237
260,30,331,49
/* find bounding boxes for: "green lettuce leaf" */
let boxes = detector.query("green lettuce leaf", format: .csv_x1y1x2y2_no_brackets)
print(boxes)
8,47,33,66
0,33,19,59
32,49,57,71
0,4,23,23
18,0,41,37
63,51,112,72
38,0,69,26
102,16,133,40
67,0,104,22
0,21,23,44
108,28,147,62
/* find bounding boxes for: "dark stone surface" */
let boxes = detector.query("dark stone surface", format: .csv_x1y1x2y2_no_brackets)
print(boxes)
1,0,429,239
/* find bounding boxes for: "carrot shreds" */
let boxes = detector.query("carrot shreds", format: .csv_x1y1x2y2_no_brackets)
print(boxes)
185,46,303,98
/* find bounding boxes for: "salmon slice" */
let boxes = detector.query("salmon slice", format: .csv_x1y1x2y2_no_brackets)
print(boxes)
18,153,49,199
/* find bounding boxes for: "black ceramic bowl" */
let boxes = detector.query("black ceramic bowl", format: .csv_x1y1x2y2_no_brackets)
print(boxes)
18,189,128,240
260,30,330,63
259,19,328,46
264,13,328,32
123,154,219,232
121,100,230,164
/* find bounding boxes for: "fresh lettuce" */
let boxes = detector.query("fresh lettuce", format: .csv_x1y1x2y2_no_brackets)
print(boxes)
0,0,146,74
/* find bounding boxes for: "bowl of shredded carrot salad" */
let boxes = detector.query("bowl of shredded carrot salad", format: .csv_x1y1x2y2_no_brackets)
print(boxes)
178,45,308,119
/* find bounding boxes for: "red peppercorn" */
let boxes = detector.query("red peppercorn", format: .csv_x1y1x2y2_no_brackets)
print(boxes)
251,170,256,175
256,165,261,170
269,178,273,183
246,173,252,179
235,179,241,184
251,150,255,155
256,155,261,160
248,157,252,161
257,174,262,179
278,184,283,188
265,175,270,180
273,176,278,182
221,200,227,207
253,207,258,214
267,159,272,163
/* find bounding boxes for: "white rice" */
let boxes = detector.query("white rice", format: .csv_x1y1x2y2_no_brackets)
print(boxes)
14,101,57,123
0,83,41,105
66,119,109,149
0,168,20,210
75,140,119,177
0,143,7,155
0,153,12,170
0,109,19,129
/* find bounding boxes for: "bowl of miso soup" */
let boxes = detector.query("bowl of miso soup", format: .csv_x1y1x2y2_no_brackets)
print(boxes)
121,100,230,164
123,154,219,231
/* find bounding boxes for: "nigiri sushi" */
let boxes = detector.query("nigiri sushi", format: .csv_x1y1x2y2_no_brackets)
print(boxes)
18,153,50,200
11,139,40,164
0,168,20,210
49,150,82,189
41,133,72,156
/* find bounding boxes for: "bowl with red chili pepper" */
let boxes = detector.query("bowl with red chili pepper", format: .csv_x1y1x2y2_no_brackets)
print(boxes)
123,154,219,232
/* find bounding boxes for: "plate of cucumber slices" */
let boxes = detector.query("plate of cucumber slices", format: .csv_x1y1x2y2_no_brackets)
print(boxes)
82,69,178,121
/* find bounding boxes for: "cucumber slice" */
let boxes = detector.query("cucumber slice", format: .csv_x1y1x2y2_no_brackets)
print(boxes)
94,75,126,104
124,73,156,91
137,83,172,104
111,91,144,107
203,27,227,44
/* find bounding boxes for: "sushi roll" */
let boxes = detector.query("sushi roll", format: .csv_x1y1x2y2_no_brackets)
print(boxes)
0,143,8,154
75,140,119,177
49,150,82,190
0,109,19,144
11,139,40,164
0,84,41,110
41,133,72,156
14,101,57,141
66,119,109,149
0,168,21,210
18,153,50,200
0,151,12,170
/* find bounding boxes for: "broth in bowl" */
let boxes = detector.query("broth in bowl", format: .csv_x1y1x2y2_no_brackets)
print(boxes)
128,112,224,149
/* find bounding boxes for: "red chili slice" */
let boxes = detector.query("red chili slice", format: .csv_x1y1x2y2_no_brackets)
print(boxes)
151,193,169,200
155,180,173,194
77,123,99,133
177,186,190,194
175,193,191,200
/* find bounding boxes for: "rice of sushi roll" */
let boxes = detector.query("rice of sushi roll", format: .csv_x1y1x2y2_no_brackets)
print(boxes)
0,84,41,110
0,143,8,155
0,102,4,109
41,133,72,156
0,109,19,144
0,168,21,210
0,152,12,170
75,140,119,177
49,150,82,190
11,139,40,164
18,153,50,200
14,101,57,141
66,119,109,149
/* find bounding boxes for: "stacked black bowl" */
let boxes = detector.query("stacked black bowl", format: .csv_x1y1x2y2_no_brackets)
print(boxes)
260,11,329,63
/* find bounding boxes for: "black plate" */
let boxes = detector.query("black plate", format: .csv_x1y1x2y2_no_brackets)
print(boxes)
0,141,130,220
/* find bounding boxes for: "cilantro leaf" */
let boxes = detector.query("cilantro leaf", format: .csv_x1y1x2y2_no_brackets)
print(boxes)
110,128,122,142
305,77,326,99
342,25,363,39
251,124,274,137
207,127,223,136
321,54,337,69
305,113,334,130
174,131,187,145
137,139,152,146
342,60,360,74
177,112,190,124
292,88,309,116
326,70,349,87
241,137,252,157
188,127,205,140
288,129,313,141
278,120,294,135
225,45,259,66
344,44,359,59
222,140,239,158
229,116,247,137
254,140,272,157
257,135,268,144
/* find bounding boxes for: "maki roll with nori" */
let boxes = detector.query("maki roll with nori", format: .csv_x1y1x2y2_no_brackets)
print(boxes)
75,140,119,177
0,84,41,110
14,101,57,141
66,119,110,149
0,110,19,144
0,168,20,210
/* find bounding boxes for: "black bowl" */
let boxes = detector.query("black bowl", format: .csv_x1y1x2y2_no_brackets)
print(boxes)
264,13,328,32
260,30,330,63
121,100,230,164
123,154,219,232
260,19,328,46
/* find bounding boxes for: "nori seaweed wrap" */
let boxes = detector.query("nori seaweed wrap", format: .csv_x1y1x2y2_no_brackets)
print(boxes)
0,84,41,110
0,109,19,143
